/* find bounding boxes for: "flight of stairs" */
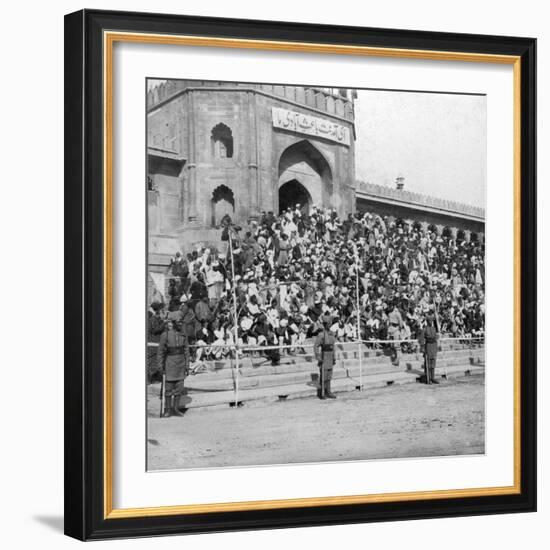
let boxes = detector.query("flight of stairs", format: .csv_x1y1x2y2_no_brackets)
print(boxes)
148,342,485,412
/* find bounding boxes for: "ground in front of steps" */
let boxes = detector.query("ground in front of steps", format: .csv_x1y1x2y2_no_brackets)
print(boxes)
147,374,485,471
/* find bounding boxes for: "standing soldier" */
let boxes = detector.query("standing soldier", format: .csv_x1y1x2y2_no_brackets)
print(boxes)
387,303,405,366
314,314,337,399
418,312,439,384
147,301,166,384
157,313,190,417
179,294,199,349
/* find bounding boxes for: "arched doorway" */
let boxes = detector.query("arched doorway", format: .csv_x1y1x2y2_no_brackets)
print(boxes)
211,185,235,227
278,140,332,212
278,180,312,214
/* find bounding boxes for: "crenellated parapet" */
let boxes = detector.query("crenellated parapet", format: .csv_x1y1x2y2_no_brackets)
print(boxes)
147,80,355,122
355,180,485,242
356,180,485,222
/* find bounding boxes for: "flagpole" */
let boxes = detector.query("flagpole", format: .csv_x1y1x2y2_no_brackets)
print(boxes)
354,243,363,391
228,228,240,406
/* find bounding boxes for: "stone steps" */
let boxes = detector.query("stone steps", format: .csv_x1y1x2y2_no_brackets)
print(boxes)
190,348,484,382
149,361,485,413
196,342,483,370
193,346,483,374
186,353,484,392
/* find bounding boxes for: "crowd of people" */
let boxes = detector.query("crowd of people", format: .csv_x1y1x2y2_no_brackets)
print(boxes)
148,204,485,370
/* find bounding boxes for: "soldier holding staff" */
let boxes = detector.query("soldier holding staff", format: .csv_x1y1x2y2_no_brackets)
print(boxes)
314,314,337,399
157,312,191,417
418,312,440,385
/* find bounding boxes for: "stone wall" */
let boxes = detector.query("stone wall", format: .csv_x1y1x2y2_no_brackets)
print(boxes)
147,80,355,122
355,180,485,240
356,195,485,241
356,181,485,221
147,84,356,253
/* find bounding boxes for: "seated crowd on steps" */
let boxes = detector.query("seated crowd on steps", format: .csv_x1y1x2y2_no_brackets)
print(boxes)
148,205,485,374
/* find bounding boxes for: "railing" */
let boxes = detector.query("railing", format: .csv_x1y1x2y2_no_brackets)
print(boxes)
356,180,486,220
148,336,485,406
147,81,355,120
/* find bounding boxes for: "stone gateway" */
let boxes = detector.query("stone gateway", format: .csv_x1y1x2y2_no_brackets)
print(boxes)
147,80,357,264
147,79,485,282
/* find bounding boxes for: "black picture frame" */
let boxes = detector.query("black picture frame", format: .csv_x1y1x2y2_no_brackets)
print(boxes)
64,8,536,541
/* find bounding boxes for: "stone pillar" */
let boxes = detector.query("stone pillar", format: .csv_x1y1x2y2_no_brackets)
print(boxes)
186,92,198,223
247,91,260,220
464,229,471,242
450,227,458,239
315,92,326,111
284,86,295,101
435,224,444,236
420,221,429,232
182,171,189,224
178,164,186,224
158,191,165,233
148,188,160,234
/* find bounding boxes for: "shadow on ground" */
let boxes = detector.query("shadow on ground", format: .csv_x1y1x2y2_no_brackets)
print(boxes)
33,515,64,533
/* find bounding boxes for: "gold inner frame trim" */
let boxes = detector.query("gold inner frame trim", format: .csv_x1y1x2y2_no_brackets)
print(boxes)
103,30,522,520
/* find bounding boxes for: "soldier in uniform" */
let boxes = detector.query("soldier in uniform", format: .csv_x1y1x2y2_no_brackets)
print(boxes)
157,313,191,417
314,314,337,399
387,303,405,366
417,312,439,384
147,302,166,384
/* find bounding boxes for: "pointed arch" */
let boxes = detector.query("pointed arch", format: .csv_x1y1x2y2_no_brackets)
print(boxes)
277,140,333,211
211,123,233,158
211,185,235,227
278,180,312,214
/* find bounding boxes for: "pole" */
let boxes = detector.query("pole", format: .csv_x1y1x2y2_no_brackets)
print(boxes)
228,229,240,406
424,352,431,384
159,371,166,418
426,253,442,380
320,344,325,399
425,252,443,332
354,243,363,391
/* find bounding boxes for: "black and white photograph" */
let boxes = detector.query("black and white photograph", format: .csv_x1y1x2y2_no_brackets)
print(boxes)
146,78,486,471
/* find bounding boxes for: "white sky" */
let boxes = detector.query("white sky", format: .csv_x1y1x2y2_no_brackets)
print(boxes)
354,89,486,207
148,80,486,208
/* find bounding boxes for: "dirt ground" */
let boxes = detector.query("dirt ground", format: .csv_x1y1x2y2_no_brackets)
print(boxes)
147,374,485,471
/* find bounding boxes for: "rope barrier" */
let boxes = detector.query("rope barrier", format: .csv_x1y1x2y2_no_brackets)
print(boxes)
149,336,484,405
147,335,485,349
356,336,484,345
